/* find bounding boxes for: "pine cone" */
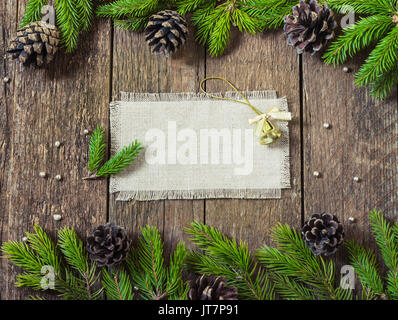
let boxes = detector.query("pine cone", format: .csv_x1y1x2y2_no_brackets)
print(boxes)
145,10,188,56
87,223,130,267
302,213,344,256
7,21,60,67
188,275,238,300
284,0,337,55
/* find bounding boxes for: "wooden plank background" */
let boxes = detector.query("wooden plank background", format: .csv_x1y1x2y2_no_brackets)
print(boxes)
1,2,397,299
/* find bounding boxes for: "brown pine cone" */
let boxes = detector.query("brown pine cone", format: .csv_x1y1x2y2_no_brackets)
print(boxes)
87,223,130,267
7,21,60,67
145,10,188,56
284,0,337,55
188,275,238,300
302,213,344,256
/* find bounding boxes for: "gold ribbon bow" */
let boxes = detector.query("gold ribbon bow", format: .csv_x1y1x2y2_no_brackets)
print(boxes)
199,77,292,145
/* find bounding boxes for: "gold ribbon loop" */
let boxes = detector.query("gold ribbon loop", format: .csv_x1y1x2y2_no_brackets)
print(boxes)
200,77,292,146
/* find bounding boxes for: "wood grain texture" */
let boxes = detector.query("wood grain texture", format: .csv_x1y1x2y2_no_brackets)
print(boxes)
1,2,398,300
0,0,17,300
0,1,111,299
110,26,205,254
302,54,398,259
205,30,302,249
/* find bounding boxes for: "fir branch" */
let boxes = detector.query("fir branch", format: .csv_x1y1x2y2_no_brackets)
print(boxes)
126,225,188,300
102,268,134,300
345,240,384,299
57,227,101,299
327,0,396,15
167,242,189,300
233,8,259,34
271,273,317,300
55,0,82,52
95,140,143,178
369,209,398,299
96,0,166,20
257,224,348,300
16,273,45,290
26,225,62,275
369,64,398,100
369,210,398,273
241,0,299,30
88,125,106,172
209,9,232,56
177,0,209,15
1,226,103,299
1,241,44,274
58,227,89,273
323,15,394,66
192,4,220,46
114,17,149,31
354,27,398,87
20,0,49,27
185,221,275,300
76,0,94,31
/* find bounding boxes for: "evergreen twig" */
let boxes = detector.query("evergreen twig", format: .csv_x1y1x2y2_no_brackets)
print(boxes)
185,221,275,300
256,223,352,300
20,0,49,27
20,0,97,52
84,126,143,180
88,125,106,172
126,226,188,300
346,210,398,300
324,0,398,99
95,140,143,178
102,268,134,300
1,226,102,300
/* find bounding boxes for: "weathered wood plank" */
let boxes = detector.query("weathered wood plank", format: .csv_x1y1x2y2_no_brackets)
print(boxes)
205,31,302,249
1,1,111,299
0,0,17,300
302,55,398,258
110,27,205,253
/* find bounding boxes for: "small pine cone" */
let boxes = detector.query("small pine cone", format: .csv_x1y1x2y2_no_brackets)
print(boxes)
87,223,130,267
7,21,60,67
145,10,188,56
284,0,337,55
302,213,344,256
188,275,238,300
